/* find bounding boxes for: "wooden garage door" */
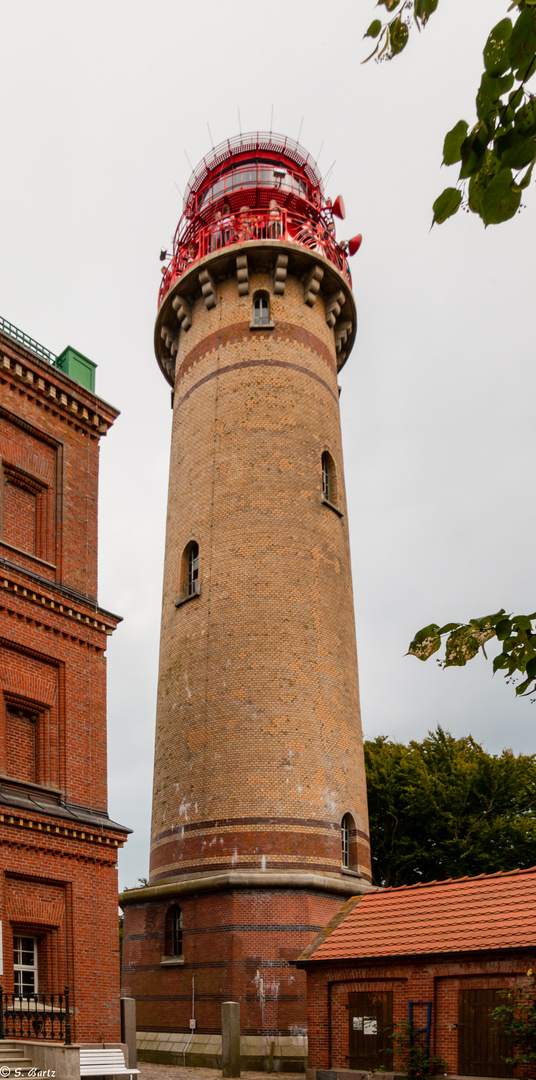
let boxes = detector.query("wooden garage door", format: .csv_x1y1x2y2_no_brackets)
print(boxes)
458,989,513,1077
348,991,393,1070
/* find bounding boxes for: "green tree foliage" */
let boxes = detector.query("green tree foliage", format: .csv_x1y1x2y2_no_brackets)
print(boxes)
408,611,536,698
492,971,536,1070
367,3,536,691
365,1,536,226
364,727,536,887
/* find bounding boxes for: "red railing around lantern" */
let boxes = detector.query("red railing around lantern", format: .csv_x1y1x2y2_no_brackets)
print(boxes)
158,206,351,305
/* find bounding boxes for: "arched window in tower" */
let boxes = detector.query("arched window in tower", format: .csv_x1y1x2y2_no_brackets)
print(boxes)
252,291,271,326
187,542,199,596
321,451,338,507
165,904,183,957
177,541,200,606
341,812,357,870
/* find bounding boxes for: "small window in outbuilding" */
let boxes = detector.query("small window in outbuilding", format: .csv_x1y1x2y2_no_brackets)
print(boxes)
251,291,271,327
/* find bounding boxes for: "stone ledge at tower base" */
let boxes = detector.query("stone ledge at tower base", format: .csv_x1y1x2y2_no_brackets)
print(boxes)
120,869,376,906
137,1031,307,1072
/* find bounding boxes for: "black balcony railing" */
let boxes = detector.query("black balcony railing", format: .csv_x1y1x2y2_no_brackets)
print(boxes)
0,986,71,1043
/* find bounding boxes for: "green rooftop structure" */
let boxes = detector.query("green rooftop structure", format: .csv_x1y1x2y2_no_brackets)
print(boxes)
54,346,96,392
0,318,97,394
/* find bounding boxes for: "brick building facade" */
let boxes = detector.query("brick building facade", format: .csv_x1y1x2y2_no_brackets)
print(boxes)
295,868,536,1079
0,318,128,1042
120,133,373,1069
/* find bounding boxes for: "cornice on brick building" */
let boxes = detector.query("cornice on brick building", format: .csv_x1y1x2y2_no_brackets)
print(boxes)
0,331,119,437
0,559,121,636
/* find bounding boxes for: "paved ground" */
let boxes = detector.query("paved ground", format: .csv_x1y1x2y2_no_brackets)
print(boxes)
138,1067,300,1080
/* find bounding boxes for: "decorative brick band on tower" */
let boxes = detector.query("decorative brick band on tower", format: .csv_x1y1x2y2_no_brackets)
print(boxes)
121,133,372,1071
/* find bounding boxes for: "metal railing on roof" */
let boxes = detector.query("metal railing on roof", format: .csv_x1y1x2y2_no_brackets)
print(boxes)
0,316,56,365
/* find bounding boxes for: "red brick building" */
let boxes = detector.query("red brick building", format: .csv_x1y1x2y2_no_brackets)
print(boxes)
121,132,372,1070
295,867,536,1079
0,317,128,1042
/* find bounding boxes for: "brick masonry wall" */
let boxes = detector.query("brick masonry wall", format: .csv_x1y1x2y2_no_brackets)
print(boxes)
0,336,117,597
304,954,534,1073
122,249,370,1044
0,330,125,1042
150,267,370,880
0,583,112,809
123,888,346,1036
0,827,122,1040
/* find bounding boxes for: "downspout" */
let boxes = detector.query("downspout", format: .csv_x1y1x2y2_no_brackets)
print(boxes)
182,973,196,1066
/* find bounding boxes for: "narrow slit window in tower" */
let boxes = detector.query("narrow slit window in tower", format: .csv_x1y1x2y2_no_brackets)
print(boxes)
188,543,199,597
322,451,338,506
322,453,330,501
341,813,352,869
172,906,183,956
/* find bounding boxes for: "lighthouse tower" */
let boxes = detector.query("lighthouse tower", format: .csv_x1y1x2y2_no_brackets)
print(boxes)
121,132,373,1070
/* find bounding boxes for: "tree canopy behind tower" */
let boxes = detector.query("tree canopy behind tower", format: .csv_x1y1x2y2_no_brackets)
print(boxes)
364,727,536,887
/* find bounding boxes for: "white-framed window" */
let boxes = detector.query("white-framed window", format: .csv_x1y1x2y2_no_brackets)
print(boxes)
321,451,338,506
252,292,270,325
187,543,199,597
13,935,38,994
341,815,350,868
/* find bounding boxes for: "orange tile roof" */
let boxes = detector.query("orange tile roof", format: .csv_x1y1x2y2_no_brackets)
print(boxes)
298,868,536,962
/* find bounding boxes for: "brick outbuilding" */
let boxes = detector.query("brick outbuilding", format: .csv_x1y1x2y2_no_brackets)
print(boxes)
295,867,536,1079
0,318,129,1042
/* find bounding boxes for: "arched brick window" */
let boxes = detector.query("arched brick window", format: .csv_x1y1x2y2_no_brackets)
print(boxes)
165,904,183,957
321,451,338,506
252,291,270,326
341,812,357,871
182,541,199,599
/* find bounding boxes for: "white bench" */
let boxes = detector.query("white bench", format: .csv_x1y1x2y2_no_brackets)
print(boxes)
79,1047,140,1078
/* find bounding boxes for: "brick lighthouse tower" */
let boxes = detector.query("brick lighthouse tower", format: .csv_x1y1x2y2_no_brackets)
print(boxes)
121,132,373,1070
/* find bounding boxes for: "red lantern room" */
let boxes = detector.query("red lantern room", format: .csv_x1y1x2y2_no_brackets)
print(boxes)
158,131,359,304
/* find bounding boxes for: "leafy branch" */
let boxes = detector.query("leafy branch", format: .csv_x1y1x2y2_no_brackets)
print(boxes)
364,0,438,63
408,610,536,696
365,0,536,226
492,970,536,1069
390,1020,446,1080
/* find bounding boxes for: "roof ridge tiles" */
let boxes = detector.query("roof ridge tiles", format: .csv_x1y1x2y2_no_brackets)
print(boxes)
374,865,535,895
298,865,536,965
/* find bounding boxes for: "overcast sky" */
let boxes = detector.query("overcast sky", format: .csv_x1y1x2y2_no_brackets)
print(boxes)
1,0,534,889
